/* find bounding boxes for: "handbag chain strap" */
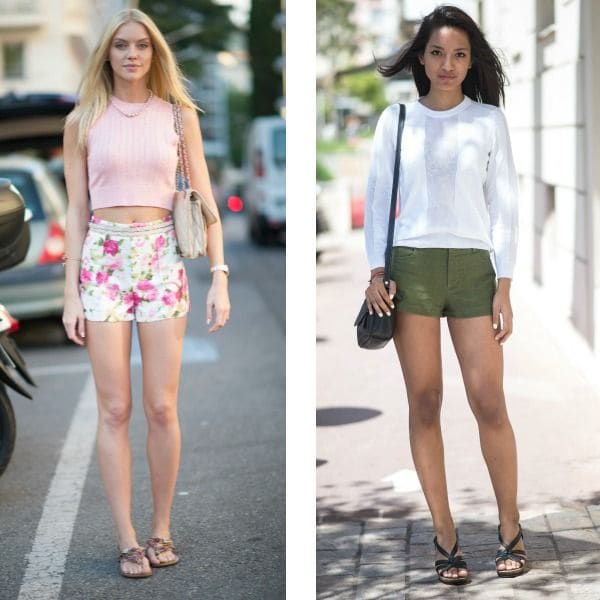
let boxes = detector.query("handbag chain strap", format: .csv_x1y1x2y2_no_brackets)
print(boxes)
383,103,406,284
173,104,191,191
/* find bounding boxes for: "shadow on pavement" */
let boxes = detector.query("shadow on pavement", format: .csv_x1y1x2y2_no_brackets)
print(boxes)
317,273,352,286
317,479,419,523
317,511,600,598
317,407,382,427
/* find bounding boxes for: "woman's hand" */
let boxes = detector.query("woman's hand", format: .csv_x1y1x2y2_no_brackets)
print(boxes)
62,293,86,345
206,273,230,333
365,269,397,317
492,278,513,344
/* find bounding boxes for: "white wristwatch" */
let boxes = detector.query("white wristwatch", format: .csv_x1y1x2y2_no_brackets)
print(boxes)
210,264,229,276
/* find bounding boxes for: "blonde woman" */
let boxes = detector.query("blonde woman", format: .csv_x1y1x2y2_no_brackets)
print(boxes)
62,9,230,578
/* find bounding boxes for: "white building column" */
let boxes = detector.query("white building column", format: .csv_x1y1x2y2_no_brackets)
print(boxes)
582,0,600,350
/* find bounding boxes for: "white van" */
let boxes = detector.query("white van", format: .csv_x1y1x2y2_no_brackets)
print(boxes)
243,116,285,244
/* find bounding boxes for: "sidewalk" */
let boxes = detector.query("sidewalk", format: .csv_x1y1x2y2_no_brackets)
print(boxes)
316,232,600,599
317,510,600,599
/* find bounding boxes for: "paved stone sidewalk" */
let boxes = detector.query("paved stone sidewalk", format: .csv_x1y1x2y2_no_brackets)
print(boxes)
317,507,600,599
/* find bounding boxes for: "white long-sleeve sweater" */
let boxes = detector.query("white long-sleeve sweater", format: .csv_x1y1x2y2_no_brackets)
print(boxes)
364,96,519,278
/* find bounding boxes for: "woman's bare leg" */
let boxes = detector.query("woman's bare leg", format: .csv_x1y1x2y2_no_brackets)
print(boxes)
86,320,150,576
137,316,186,564
447,315,525,572
393,311,467,579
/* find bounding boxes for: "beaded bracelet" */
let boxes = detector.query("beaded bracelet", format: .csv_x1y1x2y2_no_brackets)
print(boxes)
62,256,82,267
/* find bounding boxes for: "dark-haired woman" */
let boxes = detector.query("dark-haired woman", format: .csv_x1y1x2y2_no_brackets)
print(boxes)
364,5,526,585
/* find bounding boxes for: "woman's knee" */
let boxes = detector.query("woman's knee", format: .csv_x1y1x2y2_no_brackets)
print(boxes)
98,397,131,429
469,391,508,428
145,396,178,428
408,387,443,428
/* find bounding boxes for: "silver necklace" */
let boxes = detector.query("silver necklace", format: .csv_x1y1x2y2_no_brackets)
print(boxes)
111,90,154,118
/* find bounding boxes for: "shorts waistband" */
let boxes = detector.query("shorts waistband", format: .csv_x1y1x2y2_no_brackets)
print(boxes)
393,246,490,255
88,215,173,236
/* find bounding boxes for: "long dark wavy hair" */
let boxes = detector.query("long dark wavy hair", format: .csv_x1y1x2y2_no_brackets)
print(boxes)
378,5,507,107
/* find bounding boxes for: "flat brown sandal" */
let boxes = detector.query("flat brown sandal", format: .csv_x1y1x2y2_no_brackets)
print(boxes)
145,537,180,568
119,546,152,578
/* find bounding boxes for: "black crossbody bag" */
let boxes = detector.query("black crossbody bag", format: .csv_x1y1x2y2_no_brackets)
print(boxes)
354,103,406,349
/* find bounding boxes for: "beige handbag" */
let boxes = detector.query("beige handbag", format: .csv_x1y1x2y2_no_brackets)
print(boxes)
172,104,218,258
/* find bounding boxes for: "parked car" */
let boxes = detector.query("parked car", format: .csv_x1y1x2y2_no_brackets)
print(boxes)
242,116,285,244
0,92,75,320
0,155,67,319
0,92,76,156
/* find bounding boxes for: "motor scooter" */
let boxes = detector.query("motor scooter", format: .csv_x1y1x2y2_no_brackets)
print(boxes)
0,305,36,476
0,178,36,477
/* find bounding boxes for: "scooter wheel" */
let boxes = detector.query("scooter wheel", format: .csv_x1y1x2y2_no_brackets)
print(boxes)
0,385,16,477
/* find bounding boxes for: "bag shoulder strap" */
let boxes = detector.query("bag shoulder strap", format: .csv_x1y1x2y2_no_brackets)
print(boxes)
172,104,190,190
383,103,406,283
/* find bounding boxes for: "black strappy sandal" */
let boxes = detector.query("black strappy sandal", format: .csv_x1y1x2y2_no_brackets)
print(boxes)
495,523,528,578
433,531,469,585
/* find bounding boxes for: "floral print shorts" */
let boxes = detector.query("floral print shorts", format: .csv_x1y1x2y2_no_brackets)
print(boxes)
79,215,189,322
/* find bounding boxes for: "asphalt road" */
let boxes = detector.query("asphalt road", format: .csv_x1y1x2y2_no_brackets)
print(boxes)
0,214,285,600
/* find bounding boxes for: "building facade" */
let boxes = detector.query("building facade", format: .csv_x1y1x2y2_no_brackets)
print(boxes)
482,0,600,353
0,0,134,96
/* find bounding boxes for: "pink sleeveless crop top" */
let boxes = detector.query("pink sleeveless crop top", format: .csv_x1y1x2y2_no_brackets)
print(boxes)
87,95,179,210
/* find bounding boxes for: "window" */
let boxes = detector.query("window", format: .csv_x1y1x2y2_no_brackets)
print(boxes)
537,0,555,33
3,42,24,79
272,127,285,170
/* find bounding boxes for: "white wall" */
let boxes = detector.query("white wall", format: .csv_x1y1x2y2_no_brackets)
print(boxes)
483,0,598,348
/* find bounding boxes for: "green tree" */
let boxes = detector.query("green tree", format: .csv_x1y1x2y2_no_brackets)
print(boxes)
248,0,283,117
228,88,251,167
316,0,357,128
316,0,357,69
138,0,237,79
338,71,387,114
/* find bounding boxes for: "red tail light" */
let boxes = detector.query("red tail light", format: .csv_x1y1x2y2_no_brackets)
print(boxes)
227,196,244,212
38,220,65,265
0,306,20,333
8,317,20,334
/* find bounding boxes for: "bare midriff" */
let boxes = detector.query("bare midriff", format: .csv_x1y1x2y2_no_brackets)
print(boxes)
92,205,171,223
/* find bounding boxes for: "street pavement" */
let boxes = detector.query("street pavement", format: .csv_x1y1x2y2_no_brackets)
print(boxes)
317,231,600,599
0,214,285,600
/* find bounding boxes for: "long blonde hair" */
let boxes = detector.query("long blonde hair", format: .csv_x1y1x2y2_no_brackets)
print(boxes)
67,8,199,149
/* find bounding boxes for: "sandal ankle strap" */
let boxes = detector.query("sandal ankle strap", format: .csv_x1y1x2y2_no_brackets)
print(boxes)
497,523,523,553
433,530,460,561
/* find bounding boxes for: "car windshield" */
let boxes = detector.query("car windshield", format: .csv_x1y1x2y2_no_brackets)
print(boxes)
0,169,44,220
272,127,285,170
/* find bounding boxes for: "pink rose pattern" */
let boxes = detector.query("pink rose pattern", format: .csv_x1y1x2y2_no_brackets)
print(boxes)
79,224,189,322
103,239,119,256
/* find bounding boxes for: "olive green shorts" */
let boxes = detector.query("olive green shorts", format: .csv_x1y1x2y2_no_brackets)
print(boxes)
390,247,496,318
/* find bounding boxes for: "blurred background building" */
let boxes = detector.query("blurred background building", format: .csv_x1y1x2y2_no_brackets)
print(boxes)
0,0,285,322
317,0,600,360
0,0,131,94
0,0,285,162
